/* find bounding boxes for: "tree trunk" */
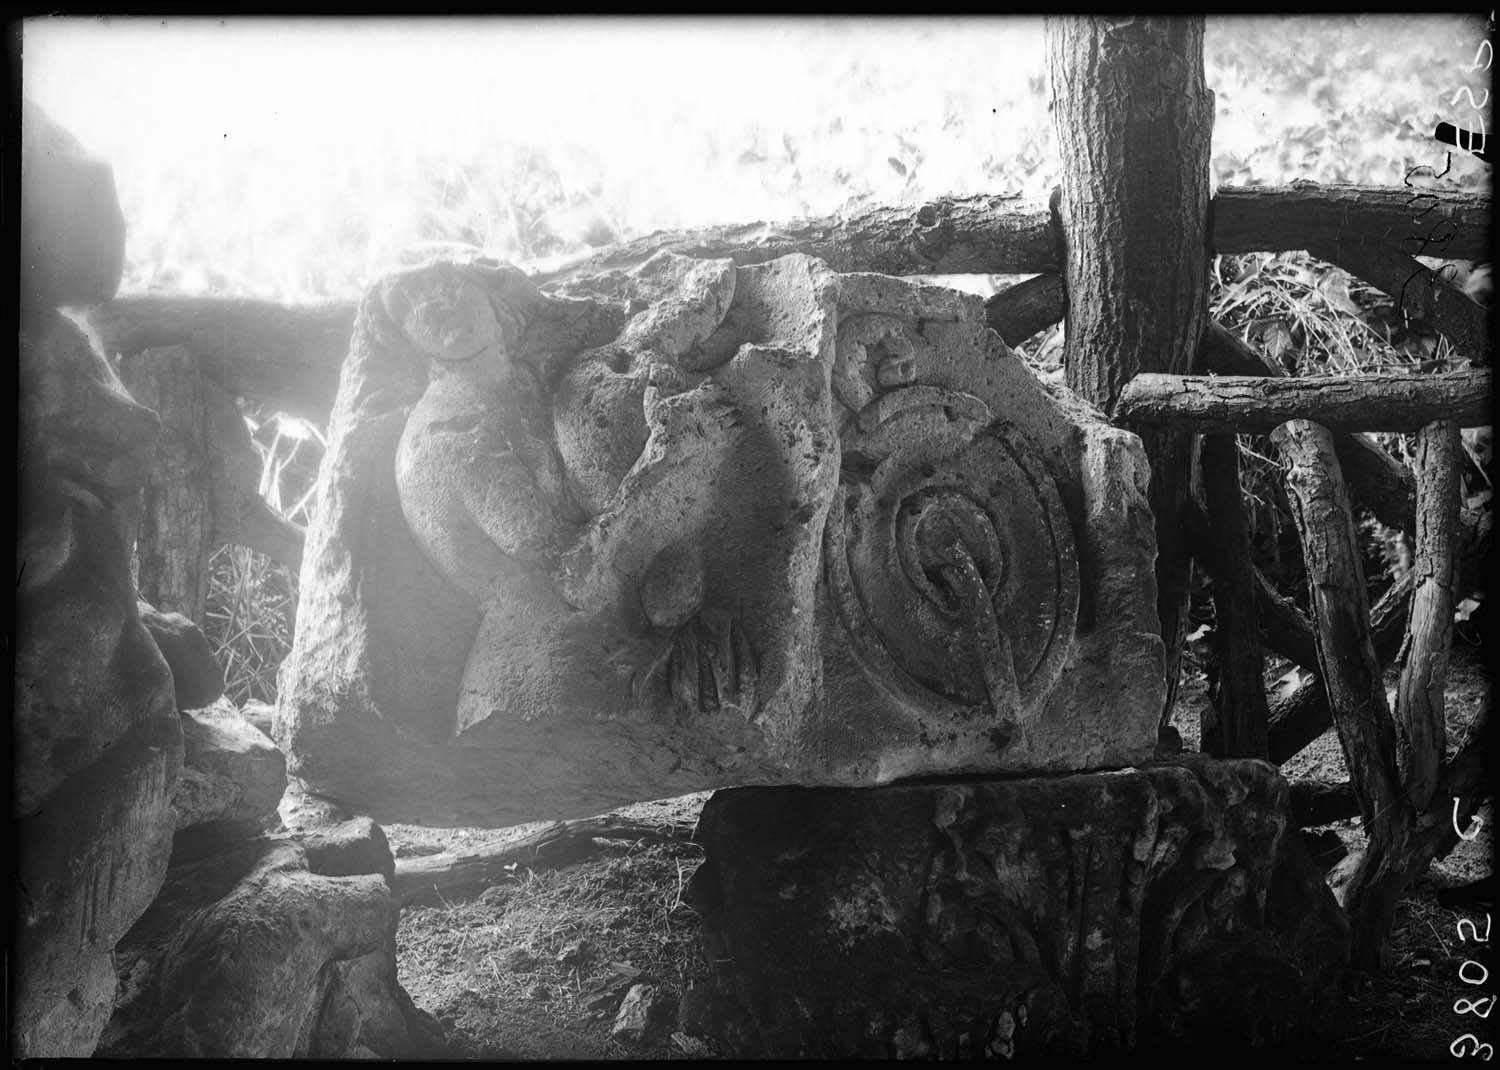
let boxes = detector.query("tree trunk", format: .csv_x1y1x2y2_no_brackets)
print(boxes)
1393,420,1460,814
1047,15,1213,727
1116,370,1492,434
118,345,215,620
1194,434,1269,758
1267,571,1413,765
1273,418,1411,969
116,346,306,591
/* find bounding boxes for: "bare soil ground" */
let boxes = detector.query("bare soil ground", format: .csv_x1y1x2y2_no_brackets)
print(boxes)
387,645,1491,1061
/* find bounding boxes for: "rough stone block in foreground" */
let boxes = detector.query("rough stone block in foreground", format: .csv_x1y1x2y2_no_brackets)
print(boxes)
686,758,1349,1058
98,819,442,1059
279,253,1164,825
14,309,182,1057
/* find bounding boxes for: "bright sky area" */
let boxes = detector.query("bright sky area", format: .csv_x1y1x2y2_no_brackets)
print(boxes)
22,16,1491,301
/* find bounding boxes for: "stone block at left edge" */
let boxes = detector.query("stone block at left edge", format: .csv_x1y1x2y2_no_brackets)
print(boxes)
97,818,444,1059
20,101,126,311
14,277,180,1053
686,757,1349,1058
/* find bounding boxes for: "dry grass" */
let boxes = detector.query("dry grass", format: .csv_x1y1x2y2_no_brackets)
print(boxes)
202,546,298,707
201,407,324,706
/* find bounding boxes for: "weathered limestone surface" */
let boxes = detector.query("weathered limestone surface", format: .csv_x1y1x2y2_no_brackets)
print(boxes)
20,100,126,311
16,108,183,1046
14,106,181,1058
280,253,1164,825
14,311,181,1055
171,698,287,835
686,758,1349,1058
138,600,225,710
98,818,444,1059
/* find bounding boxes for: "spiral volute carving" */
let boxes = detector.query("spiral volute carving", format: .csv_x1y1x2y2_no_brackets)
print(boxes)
826,383,1079,720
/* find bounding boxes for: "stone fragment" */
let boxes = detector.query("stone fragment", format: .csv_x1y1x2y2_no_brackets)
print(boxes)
12,953,118,1059
242,699,277,739
677,982,755,1053
671,1031,713,1056
98,820,441,1059
280,253,1163,826
687,758,1348,1057
139,601,225,710
301,815,396,884
20,100,126,311
276,775,353,833
14,302,181,1058
611,983,677,1046
556,937,593,968
171,698,288,835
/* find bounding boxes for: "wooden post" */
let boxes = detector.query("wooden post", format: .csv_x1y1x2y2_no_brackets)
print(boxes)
117,346,307,625
1273,418,1411,969
118,345,215,620
1116,369,1491,434
1194,434,1270,758
1393,420,1460,814
1046,15,1214,727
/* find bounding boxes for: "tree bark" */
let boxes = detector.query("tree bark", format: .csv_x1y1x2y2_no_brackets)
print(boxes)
1197,321,1422,534
78,185,1488,424
118,345,215,620
1393,420,1460,814
116,347,305,583
985,273,1065,346
1048,15,1213,728
1194,435,1270,758
1186,502,1322,672
1252,569,1320,670
1117,370,1491,435
1289,778,1362,827
531,183,1489,285
1273,418,1412,969
83,296,354,422
1309,239,1491,365
1213,184,1490,262
200,381,307,575
1267,570,1413,765
535,194,1057,283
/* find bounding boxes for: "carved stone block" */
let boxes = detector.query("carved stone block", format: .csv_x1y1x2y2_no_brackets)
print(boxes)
686,759,1349,1057
280,254,1163,825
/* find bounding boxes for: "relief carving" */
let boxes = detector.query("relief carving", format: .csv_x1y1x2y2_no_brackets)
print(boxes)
279,253,1164,825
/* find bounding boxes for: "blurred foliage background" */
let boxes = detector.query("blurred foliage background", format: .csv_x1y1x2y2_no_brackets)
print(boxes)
23,15,1493,702
26,15,1490,301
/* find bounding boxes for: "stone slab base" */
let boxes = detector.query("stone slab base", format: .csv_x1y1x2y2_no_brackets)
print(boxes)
687,757,1348,1058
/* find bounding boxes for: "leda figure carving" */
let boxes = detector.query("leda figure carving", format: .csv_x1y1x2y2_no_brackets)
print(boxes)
391,254,839,748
